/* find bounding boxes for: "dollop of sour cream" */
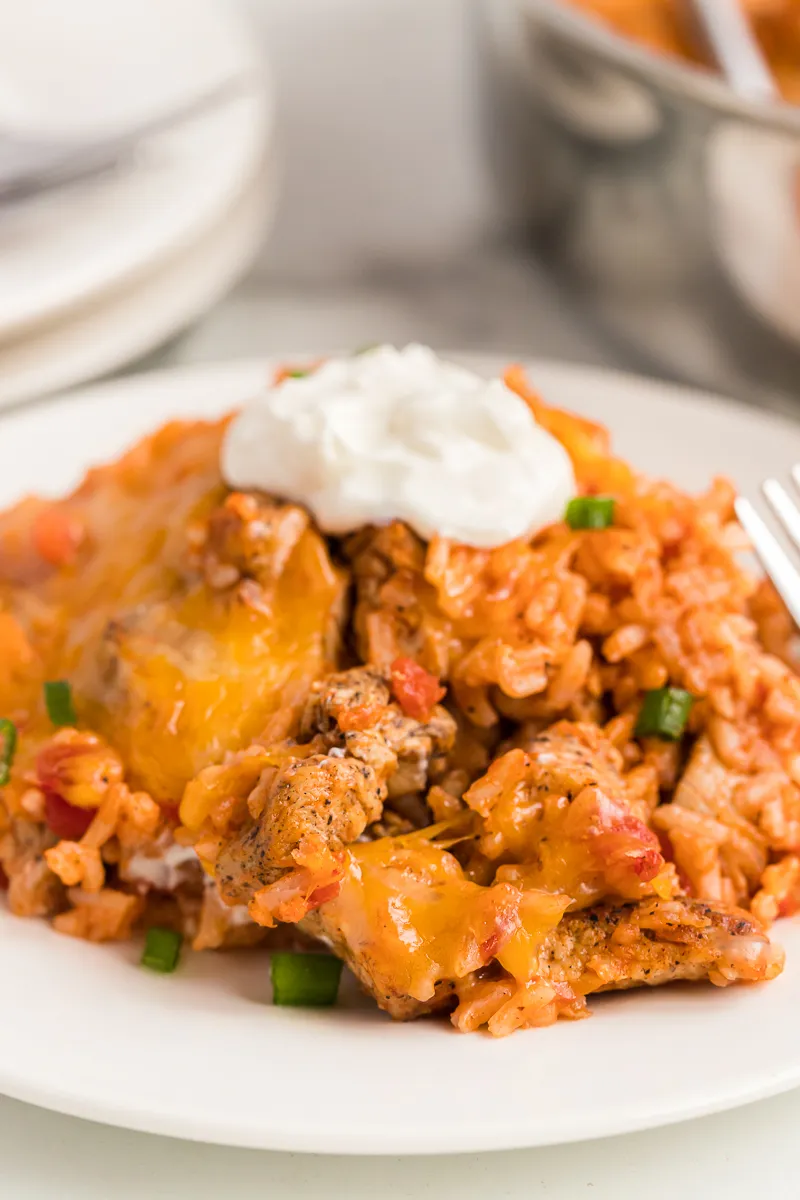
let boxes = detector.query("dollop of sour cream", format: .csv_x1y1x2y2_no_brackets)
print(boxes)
221,344,575,548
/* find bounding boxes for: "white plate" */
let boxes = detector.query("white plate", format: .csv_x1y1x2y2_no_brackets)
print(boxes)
0,0,271,342
0,153,277,408
1,358,800,1155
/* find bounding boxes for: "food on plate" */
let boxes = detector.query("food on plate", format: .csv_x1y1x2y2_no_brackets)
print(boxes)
568,0,800,102
0,344,794,1036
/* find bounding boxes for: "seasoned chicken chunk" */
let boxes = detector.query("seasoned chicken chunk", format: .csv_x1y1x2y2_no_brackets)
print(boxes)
198,491,310,591
298,838,782,1034
300,664,392,733
452,896,784,1036
300,835,571,1020
301,666,455,796
537,897,784,993
214,665,456,919
0,819,62,919
86,497,346,801
464,722,670,906
216,754,383,906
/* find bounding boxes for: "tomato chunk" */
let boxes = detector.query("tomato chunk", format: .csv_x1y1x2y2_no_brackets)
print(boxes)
390,657,446,722
44,791,94,840
36,731,122,810
32,508,85,567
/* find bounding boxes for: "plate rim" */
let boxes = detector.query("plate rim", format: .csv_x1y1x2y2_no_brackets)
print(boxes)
3,350,800,437
0,978,797,1157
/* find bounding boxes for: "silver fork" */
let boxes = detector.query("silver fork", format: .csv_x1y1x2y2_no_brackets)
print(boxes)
736,476,800,628
0,72,255,205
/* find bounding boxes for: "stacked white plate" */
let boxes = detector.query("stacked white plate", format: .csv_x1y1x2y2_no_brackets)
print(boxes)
0,0,276,408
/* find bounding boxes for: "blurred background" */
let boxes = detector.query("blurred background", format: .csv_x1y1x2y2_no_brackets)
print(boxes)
3,0,800,413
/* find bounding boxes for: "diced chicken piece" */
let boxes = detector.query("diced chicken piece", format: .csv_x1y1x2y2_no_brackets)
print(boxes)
300,836,570,1020
214,666,456,920
88,513,346,802
198,491,309,591
299,842,782,1033
300,664,392,733
521,722,638,810
301,666,455,796
452,896,784,1036
537,896,784,993
216,754,383,905
464,722,670,906
343,522,432,668
0,819,63,918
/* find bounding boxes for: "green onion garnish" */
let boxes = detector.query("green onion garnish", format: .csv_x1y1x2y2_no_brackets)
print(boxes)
635,687,695,741
271,952,343,1007
44,680,76,727
565,496,615,530
0,719,17,787
286,368,310,378
141,927,183,973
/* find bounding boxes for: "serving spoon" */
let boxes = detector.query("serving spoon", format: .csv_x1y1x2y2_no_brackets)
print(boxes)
687,0,778,101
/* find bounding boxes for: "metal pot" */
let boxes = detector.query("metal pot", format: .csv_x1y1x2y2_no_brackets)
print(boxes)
476,0,800,408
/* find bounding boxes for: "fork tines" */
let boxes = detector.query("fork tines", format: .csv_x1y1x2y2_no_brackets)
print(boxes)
736,469,800,628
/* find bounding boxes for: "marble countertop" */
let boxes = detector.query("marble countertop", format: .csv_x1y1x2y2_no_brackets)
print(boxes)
163,243,618,372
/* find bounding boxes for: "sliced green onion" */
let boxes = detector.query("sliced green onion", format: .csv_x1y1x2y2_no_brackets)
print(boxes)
44,680,76,727
0,719,17,787
286,368,310,378
635,687,695,741
141,927,183,973
565,496,615,531
271,952,343,1007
